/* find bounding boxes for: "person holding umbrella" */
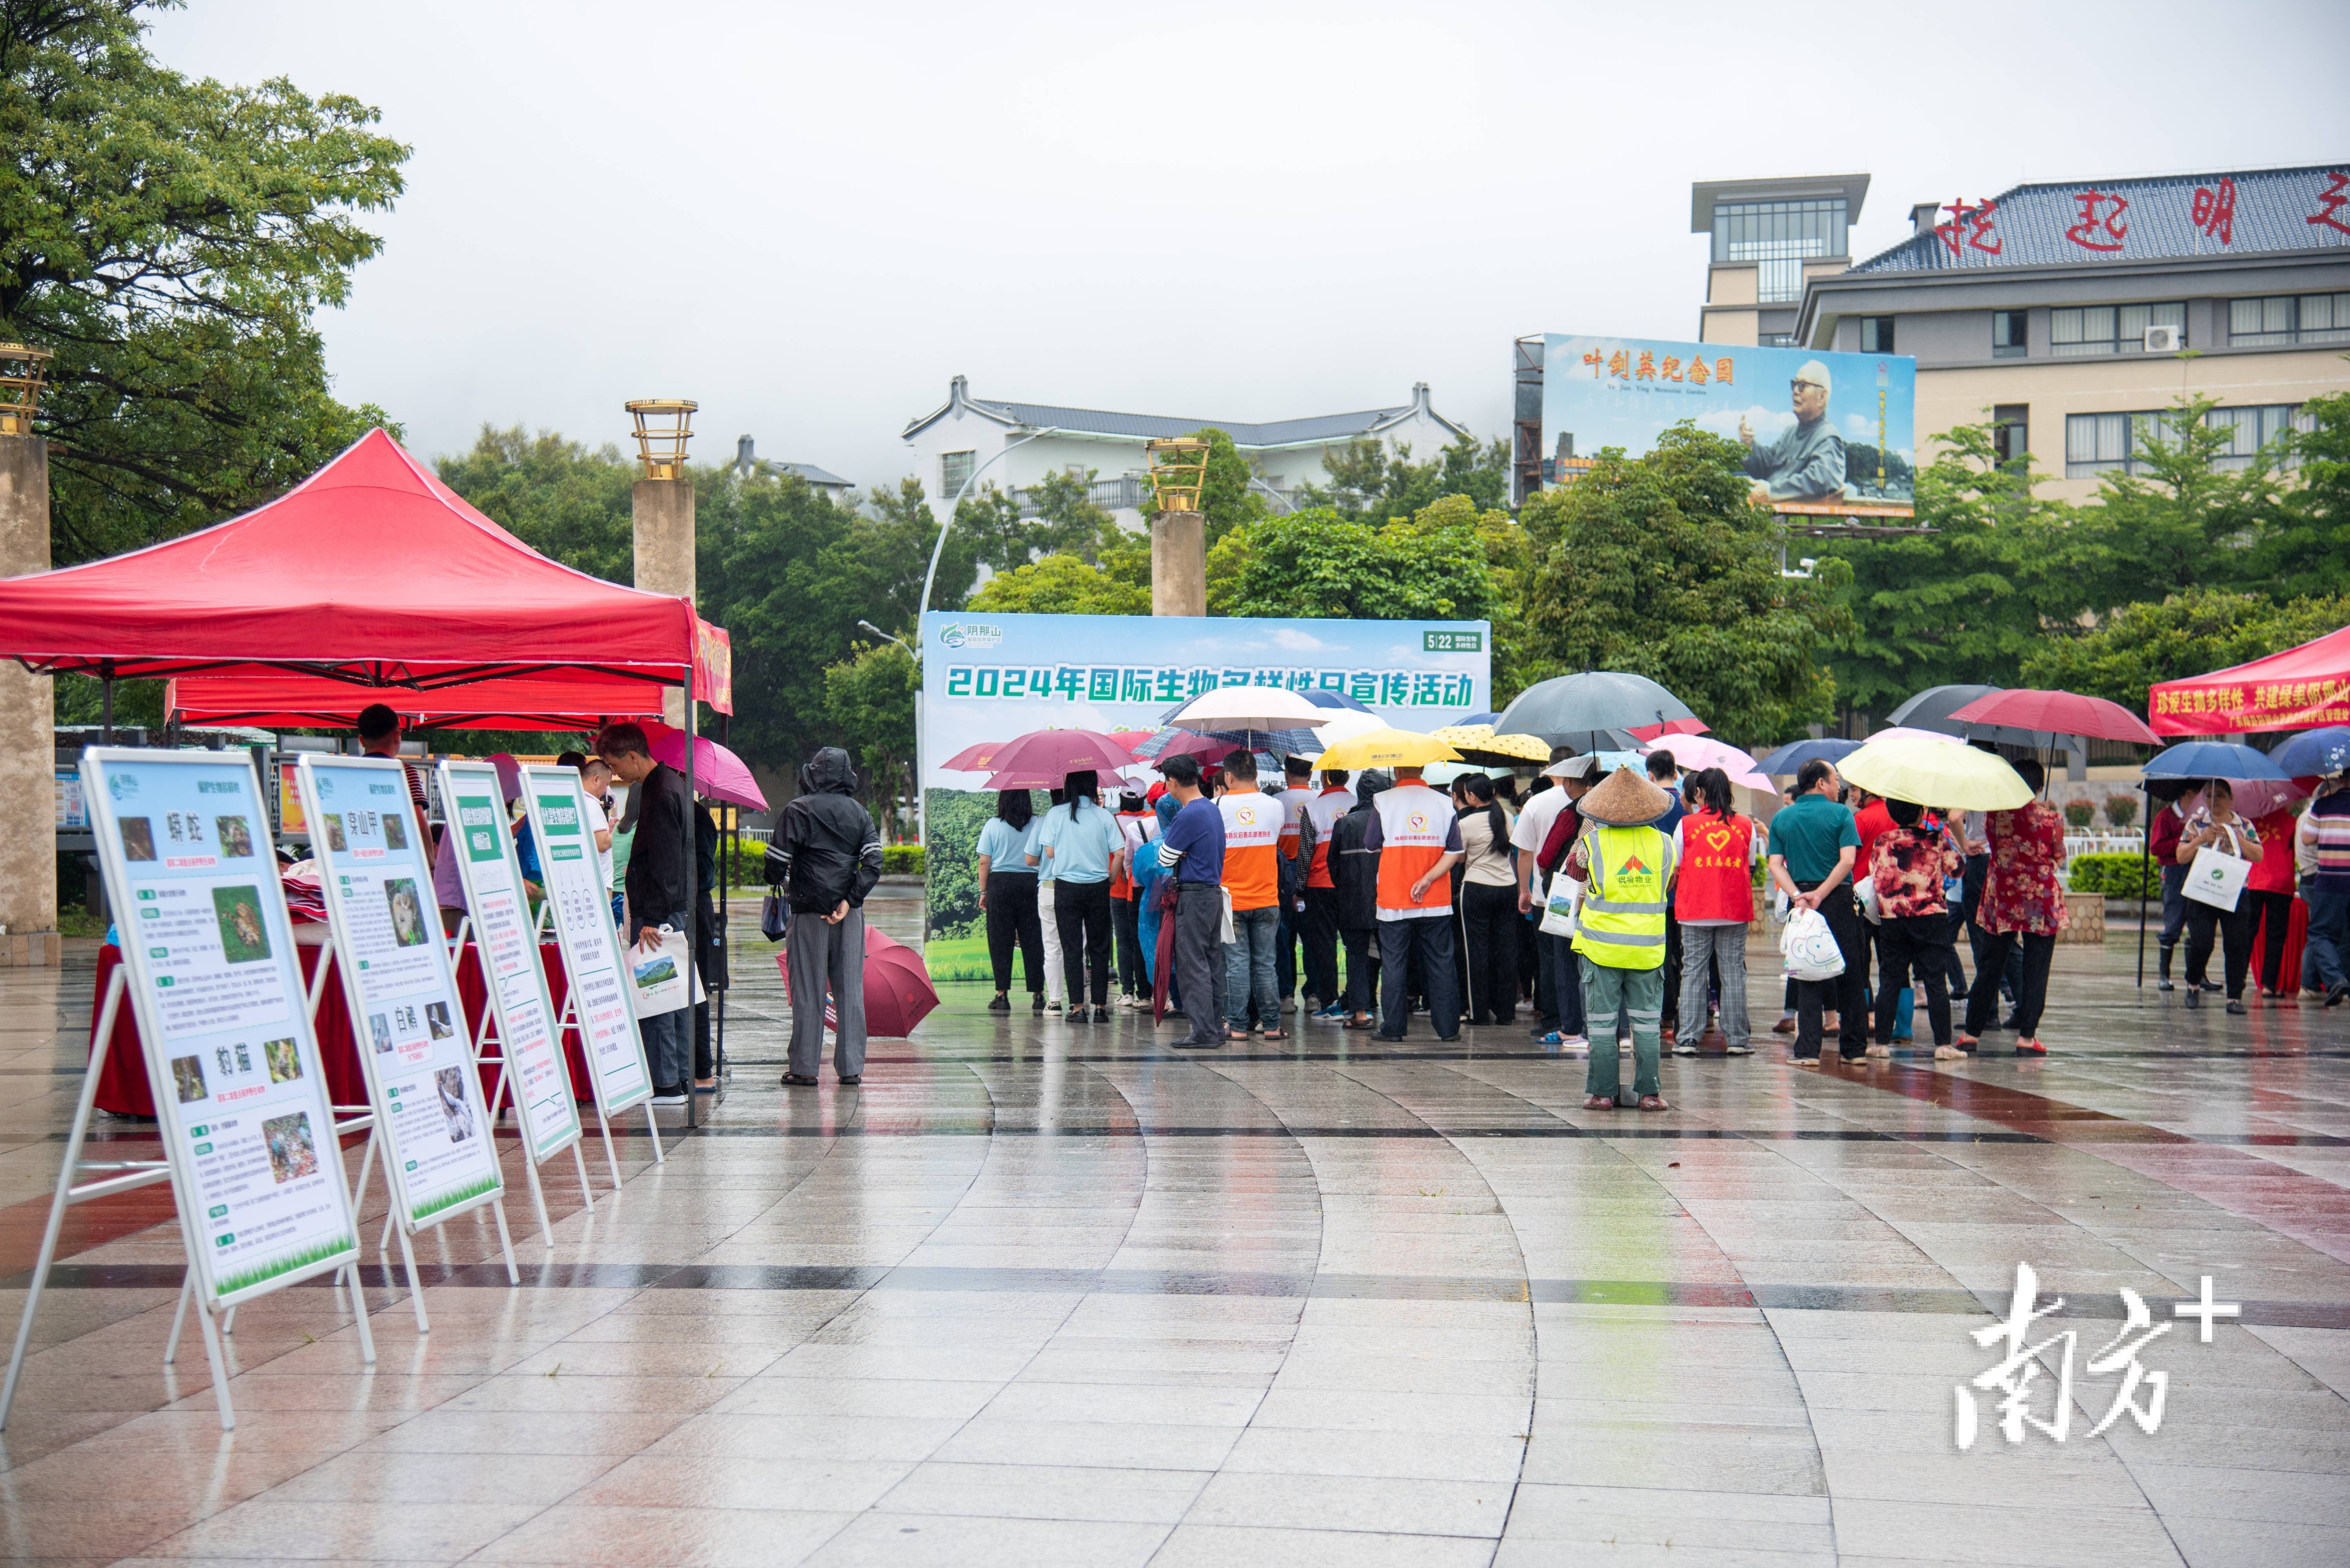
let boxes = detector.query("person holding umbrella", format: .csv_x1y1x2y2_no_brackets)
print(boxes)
763,746,885,1086
2172,778,2263,1016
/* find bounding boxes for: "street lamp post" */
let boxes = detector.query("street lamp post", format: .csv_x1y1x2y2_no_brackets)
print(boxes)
905,427,1058,847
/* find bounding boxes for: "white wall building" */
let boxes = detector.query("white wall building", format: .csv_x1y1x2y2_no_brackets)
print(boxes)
898,375,1473,527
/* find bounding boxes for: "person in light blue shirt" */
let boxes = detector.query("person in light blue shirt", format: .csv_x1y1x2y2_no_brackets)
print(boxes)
1033,771,1125,1019
976,790,1045,1013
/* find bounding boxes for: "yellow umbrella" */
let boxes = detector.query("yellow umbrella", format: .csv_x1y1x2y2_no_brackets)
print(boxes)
1313,727,1463,771
1839,734,2031,810
1430,724,1552,764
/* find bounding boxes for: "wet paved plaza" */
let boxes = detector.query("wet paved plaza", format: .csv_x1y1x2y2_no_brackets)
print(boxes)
2,933,2347,1567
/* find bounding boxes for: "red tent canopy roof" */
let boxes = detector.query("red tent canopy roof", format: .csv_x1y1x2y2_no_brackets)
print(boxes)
0,427,699,687
2148,623,2350,736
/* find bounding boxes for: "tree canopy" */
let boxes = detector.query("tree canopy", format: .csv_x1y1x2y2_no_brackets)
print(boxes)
2018,588,2350,715
4,1,410,562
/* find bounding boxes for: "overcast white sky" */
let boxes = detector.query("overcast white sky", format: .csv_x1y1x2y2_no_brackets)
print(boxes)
151,0,2350,493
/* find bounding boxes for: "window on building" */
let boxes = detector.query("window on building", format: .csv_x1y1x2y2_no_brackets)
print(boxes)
1758,332,1797,347
2065,404,2311,479
1992,406,2029,467
1858,317,1895,354
1714,199,1848,304
2228,293,2350,347
941,449,976,497
2050,302,2185,356
1992,311,2028,359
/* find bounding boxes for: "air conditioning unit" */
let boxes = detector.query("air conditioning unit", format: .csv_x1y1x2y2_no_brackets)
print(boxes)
2145,324,2185,353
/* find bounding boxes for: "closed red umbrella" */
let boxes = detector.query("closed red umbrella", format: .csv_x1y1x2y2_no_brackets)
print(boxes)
1949,689,2161,746
776,924,940,1039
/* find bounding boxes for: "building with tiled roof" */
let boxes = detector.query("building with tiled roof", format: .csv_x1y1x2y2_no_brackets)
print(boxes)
1688,163,2350,502
898,375,1471,526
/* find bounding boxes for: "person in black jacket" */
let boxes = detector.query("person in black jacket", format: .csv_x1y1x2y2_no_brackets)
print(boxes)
597,723,694,1103
1329,771,1390,1030
763,746,884,1087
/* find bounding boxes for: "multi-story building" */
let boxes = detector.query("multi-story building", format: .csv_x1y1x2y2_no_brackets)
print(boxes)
1736,163,2350,503
899,374,1471,527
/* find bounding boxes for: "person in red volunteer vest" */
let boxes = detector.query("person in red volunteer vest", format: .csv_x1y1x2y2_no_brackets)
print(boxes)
1671,768,1759,1057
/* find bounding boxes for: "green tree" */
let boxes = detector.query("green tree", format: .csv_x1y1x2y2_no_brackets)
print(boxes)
2079,388,2289,607
1207,496,1505,623
823,640,918,840
2018,588,2350,715
1516,423,1849,747
1299,431,1511,523
2249,386,2350,597
1139,425,1266,547
1021,467,1119,561
921,786,1001,939
969,544,1150,615
436,425,636,583
4,1,410,562
949,483,1028,575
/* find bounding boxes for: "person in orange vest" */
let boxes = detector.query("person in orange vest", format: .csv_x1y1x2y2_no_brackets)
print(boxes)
1217,750,1297,1040
1670,767,1759,1057
1365,765,1465,1041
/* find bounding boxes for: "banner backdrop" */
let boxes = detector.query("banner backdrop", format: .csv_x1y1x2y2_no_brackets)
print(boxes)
918,611,1490,981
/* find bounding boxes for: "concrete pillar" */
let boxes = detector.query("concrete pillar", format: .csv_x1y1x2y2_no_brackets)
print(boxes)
0,434,58,965
632,478,695,725
1152,510,1205,618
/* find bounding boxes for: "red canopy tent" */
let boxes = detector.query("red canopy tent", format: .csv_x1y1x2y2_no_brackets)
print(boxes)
2148,624,2350,736
0,427,716,717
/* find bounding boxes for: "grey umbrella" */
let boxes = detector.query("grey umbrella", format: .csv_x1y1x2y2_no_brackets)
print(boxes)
1496,672,1696,753
1885,683,2056,750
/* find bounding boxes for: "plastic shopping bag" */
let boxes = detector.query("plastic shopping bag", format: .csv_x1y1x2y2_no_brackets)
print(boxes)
630,924,707,1018
2181,844,2250,913
1540,880,1580,938
1855,874,1883,925
1780,906,1847,982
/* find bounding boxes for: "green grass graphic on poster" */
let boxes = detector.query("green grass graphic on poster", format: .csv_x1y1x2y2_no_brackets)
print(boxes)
923,788,1020,983
411,1171,503,1221
214,1233,360,1299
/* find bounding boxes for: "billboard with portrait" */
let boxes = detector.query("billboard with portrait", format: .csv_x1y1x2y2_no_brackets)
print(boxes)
1541,334,1917,518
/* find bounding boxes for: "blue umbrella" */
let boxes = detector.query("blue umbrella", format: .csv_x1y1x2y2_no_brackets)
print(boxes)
2141,741,2288,781
1304,689,1379,715
2271,726,2350,777
1754,737,1863,775
1452,710,1501,727
1132,725,1319,760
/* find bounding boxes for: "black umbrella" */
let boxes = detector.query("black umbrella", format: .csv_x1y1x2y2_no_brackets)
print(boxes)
1497,672,1695,753
1885,683,2057,749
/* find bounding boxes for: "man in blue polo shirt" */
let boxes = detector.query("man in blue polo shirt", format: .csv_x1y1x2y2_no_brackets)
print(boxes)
1767,758,1865,1063
1154,753,1228,1049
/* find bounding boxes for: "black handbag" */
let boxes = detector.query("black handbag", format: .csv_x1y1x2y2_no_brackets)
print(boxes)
760,892,788,943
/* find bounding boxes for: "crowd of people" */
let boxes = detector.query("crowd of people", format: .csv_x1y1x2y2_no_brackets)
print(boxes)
955,739,2350,1106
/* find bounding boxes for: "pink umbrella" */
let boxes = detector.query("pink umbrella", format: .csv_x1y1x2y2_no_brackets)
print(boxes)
1628,716,1711,742
642,722,769,811
940,739,1008,771
984,728,1139,779
777,924,939,1038
1950,689,2162,746
1641,734,1772,791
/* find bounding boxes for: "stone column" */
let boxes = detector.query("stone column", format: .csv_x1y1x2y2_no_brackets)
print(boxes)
0,433,58,965
1151,510,1205,617
632,478,695,725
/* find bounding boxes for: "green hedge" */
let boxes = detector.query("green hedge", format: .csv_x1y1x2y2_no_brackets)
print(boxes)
2068,851,2162,900
882,844,926,877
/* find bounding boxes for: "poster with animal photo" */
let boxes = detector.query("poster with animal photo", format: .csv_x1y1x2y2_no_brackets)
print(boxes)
212,886,272,964
214,815,255,859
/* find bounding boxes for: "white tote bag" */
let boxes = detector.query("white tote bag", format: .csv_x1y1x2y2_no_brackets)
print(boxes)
2181,844,2251,913
1539,880,1581,939
1780,907,1847,982
630,924,707,1018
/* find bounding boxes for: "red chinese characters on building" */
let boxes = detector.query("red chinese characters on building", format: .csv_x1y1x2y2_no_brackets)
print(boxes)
1582,348,1606,377
2310,171,2350,238
1935,198,2002,259
2065,189,2130,253
2191,177,2237,244
1635,350,1657,381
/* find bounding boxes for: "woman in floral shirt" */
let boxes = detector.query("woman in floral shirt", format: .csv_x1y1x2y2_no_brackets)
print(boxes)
1868,800,1965,1059
2175,779,2263,1015
1957,760,2066,1056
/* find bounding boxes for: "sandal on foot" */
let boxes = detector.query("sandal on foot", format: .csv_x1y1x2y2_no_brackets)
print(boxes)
780,1073,818,1087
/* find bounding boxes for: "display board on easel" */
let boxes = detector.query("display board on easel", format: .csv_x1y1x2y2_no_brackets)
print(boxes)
438,760,594,1243
299,755,516,1320
2,748,373,1434
522,764,662,1183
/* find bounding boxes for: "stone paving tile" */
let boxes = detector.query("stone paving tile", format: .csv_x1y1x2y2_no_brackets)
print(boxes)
4,939,2349,1563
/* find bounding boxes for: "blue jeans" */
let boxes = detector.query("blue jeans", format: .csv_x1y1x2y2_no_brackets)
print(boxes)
1224,904,1281,1030
635,906,692,1089
2304,878,2348,993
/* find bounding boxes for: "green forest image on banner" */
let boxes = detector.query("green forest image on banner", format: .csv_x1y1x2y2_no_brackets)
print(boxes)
920,611,1490,978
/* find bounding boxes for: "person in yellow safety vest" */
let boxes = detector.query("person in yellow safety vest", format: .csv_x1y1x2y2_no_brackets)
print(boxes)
1559,766,1679,1112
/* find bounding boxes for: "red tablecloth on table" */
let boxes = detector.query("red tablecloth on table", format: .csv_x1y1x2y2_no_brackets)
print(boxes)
2250,896,2310,994
89,940,596,1118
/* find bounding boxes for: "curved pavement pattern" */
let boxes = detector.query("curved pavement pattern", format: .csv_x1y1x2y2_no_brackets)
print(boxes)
1,935,2347,1566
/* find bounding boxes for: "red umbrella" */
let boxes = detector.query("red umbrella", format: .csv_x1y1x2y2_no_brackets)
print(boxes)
985,728,1139,779
940,739,1008,771
777,924,939,1038
1949,689,2161,746
1628,717,1711,742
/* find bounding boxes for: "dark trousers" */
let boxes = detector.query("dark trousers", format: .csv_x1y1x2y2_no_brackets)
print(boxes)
1275,896,1298,1001
1873,912,1955,1046
2242,888,2294,992
1794,882,1868,1060
1302,886,1341,1003
1461,882,1520,1023
1964,929,2057,1038
2183,899,2252,1001
1659,914,1683,1032
1054,878,1114,1007
1378,916,1459,1039
1112,893,1145,997
2157,863,2190,975
985,873,1043,994
1341,927,1379,1014
1536,929,1584,1036
1172,882,1227,1044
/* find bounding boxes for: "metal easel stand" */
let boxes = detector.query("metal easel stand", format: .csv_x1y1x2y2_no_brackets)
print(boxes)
451,916,593,1250
530,900,664,1190
0,967,376,1434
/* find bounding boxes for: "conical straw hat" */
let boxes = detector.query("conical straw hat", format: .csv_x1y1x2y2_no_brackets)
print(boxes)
1576,765,1672,826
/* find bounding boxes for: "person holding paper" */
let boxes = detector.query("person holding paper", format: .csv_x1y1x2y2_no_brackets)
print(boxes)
764,746,884,1087
2173,779,2263,1017
356,703,434,869
594,724,694,1104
